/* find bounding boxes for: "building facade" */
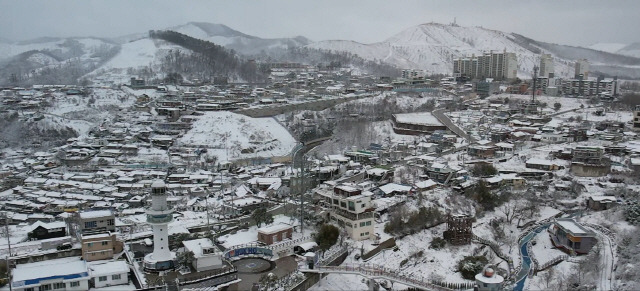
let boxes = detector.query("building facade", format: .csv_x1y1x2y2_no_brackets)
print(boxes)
539,54,554,78
453,50,518,80
78,210,115,235
81,232,123,262
258,224,294,245
549,218,597,254
575,59,590,78
325,184,375,241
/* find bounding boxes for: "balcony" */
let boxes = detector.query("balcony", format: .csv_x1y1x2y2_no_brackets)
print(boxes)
146,208,173,216
331,207,374,222
147,213,172,224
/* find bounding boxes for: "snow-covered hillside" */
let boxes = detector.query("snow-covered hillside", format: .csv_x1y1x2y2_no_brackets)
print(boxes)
178,111,297,161
589,42,640,58
307,23,638,78
171,22,310,55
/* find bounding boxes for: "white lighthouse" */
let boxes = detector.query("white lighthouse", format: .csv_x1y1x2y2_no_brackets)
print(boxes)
143,180,176,271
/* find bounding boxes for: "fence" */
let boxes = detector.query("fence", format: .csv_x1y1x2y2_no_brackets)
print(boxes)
361,237,396,261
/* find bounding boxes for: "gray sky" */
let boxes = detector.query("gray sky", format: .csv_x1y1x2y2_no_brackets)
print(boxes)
1,0,639,46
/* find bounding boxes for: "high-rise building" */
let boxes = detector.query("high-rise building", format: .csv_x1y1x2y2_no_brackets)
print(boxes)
539,54,554,78
143,180,176,272
634,105,640,130
575,59,590,79
453,50,517,80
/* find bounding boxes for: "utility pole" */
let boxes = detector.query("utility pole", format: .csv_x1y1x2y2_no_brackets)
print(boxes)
4,214,12,291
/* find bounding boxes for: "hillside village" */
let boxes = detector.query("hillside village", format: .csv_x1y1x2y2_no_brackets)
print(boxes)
1,21,640,291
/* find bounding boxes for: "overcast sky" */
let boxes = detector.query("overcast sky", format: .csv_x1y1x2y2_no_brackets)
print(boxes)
1,0,639,46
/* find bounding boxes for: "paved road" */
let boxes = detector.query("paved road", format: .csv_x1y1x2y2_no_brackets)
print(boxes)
432,108,474,142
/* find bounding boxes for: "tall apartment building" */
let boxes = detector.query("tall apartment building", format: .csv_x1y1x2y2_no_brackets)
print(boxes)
539,54,555,78
634,105,640,130
325,184,375,241
561,77,618,97
453,50,517,80
575,59,590,78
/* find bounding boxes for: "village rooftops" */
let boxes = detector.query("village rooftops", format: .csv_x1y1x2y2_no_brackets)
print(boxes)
392,112,443,126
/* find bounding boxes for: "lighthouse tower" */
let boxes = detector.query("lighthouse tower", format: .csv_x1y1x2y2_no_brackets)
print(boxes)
143,180,175,271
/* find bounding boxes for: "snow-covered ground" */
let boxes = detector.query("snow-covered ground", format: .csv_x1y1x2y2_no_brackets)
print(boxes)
178,111,297,161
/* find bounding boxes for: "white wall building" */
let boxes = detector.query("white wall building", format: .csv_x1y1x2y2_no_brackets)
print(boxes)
539,54,555,78
12,257,90,291
182,238,224,272
88,261,129,289
575,59,590,78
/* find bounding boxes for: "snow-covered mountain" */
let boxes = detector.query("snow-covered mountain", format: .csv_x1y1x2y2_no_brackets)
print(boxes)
170,22,311,55
589,42,640,59
308,23,640,79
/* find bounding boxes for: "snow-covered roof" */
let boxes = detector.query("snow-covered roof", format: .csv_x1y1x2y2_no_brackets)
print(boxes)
182,238,218,258
88,260,128,276
393,112,443,126
378,183,412,194
79,210,113,219
258,223,293,235
13,257,88,286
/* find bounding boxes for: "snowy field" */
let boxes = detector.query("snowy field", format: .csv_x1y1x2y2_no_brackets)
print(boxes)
178,111,297,161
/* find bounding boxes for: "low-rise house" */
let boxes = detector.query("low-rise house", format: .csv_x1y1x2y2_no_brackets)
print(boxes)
88,260,129,289
525,158,563,171
81,232,124,262
27,221,66,240
11,257,90,291
78,210,115,235
549,218,597,254
257,224,294,245
587,195,617,211
182,238,224,272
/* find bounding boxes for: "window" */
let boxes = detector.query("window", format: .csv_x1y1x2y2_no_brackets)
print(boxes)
39,285,52,291
87,242,94,247
85,221,97,228
101,241,109,246
365,221,372,226
348,201,355,211
360,222,366,227
70,281,80,287
53,282,65,289
25,288,35,291
112,274,121,280
99,276,107,282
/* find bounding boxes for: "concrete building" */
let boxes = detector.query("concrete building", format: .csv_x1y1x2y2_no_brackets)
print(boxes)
88,261,129,289
453,50,518,80
11,257,90,291
392,112,447,135
81,232,123,262
258,224,294,245
143,180,176,271
561,77,618,97
325,184,375,241
539,54,555,78
571,146,610,177
575,59,590,79
633,105,640,130
549,218,597,254
182,238,224,272
78,210,115,235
